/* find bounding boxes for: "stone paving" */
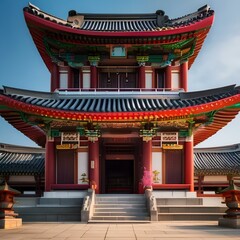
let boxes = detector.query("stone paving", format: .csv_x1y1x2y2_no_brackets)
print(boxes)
0,221,240,239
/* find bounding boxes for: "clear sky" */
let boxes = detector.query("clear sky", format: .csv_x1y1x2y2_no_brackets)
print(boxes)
0,0,240,148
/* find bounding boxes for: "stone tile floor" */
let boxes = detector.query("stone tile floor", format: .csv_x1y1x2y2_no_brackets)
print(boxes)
0,221,240,239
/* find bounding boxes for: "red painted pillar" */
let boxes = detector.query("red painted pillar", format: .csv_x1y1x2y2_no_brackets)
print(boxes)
139,140,152,193
139,65,146,89
184,135,194,192
180,61,188,91
90,66,97,89
89,141,100,193
142,140,152,172
165,65,172,90
45,140,56,192
51,64,59,92
68,67,73,89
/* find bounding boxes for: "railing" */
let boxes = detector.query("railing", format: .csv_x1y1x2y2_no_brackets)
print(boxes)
56,88,184,95
81,189,95,222
145,189,158,221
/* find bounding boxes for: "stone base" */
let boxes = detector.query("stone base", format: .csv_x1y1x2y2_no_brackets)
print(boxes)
218,217,240,229
0,218,22,229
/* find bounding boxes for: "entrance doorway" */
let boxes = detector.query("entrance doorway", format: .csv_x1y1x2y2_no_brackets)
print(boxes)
105,160,134,193
100,138,140,193
99,72,137,89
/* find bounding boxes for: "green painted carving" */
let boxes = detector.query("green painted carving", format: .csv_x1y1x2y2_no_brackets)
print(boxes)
161,38,194,51
76,126,85,136
51,129,60,137
149,53,175,66
136,56,149,63
179,130,189,138
43,37,87,66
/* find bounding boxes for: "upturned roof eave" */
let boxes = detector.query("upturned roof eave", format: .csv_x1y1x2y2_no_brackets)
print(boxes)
24,10,214,38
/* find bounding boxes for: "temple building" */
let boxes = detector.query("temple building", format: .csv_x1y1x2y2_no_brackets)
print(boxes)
0,3,240,195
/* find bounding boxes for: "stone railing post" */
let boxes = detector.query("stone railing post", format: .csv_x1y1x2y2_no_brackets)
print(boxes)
81,189,95,222
145,189,158,221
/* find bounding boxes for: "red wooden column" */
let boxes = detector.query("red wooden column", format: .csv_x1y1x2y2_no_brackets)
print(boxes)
50,63,59,92
90,65,97,89
142,140,152,176
184,135,194,192
165,65,172,90
180,61,188,91
89,141,100,193
88,56,100,89
139,64,146,89
45,140,56,192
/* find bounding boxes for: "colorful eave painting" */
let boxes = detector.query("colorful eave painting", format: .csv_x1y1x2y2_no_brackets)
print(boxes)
23,4,214,71
0,85,239,147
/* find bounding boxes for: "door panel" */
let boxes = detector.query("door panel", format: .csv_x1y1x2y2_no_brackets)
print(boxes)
57,150,75,184
165,150,183,184
105,160,134,193
99,72,137,89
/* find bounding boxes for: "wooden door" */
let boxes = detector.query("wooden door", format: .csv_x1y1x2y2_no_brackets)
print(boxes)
99,73,118,88
56,150,75,184
164,150,183,184
120,72,137,89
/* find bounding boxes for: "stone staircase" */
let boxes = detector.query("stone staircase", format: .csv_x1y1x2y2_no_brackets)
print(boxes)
156,197,227,221
14,196,84,222
89,194,150,223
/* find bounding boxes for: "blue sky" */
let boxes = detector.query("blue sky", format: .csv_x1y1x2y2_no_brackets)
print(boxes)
0,0,240,148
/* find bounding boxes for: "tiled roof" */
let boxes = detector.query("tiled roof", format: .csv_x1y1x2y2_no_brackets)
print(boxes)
1,86,239,146
194,144,240,175
0,143,45,176
23,4,214,71
24,3,214,32
2,85,238,113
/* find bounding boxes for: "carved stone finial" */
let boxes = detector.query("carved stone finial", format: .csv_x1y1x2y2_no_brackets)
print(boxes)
156,10,169,27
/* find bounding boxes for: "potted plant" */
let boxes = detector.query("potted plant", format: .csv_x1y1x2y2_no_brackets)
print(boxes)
80,173,89,184
152,170,160,183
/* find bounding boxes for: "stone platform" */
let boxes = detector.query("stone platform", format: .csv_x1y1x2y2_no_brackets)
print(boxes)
0,218,22,229
219,217,240,229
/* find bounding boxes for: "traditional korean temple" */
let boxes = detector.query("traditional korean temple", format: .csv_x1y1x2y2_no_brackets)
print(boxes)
0,3,240,195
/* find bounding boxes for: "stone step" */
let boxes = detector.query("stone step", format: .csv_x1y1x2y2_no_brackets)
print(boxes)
95,198,146,203
91,216,150,221
88,220,151,223
14,206,81,222
158,212,225,221
93,212,149,217
39,198,83,206
94,203,146,208
156,198,203,206
91,194,149,222
94,207,148,213
157,205,227,213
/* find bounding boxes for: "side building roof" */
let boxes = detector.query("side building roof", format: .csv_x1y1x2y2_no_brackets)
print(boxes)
0,143,45,176
194,144,240,176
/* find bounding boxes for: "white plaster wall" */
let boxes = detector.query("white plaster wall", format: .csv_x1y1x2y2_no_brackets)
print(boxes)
145,71,152,89
78,152,89,184
82,69,91,89
59,71,68,89
172,71,180,90
152,152,162,184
